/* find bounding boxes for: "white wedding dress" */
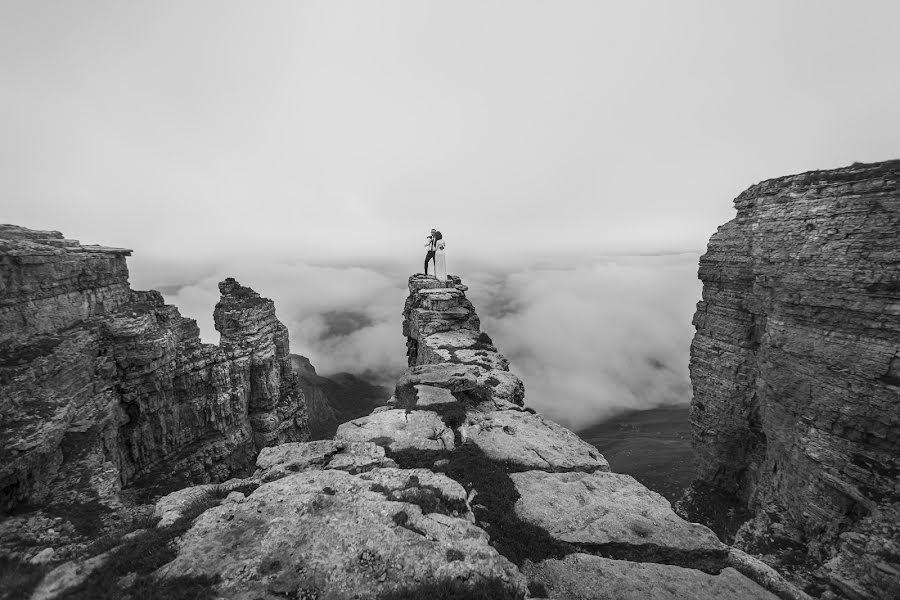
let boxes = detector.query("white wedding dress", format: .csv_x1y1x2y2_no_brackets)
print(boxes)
435,240,447,282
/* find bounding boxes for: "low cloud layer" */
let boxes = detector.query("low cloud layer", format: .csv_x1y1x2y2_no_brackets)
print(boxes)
466,255,702,428
134,253,701,429
134,261,411,388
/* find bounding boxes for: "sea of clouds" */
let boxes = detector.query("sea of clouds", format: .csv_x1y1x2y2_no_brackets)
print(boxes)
132,253,701,430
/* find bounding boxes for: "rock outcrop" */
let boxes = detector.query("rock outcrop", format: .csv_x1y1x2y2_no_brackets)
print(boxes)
0,226,309,524
104,273,794,600
684,160,900,599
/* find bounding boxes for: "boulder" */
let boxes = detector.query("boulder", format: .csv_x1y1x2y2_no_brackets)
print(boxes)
467,411,609,473
155,468,527,599
510,470,726,570
522,553,779,600
335,409,456,452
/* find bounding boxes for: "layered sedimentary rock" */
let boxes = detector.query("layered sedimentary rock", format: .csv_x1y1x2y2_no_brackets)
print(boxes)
0,226,309,518
686,160,900,599
94,273,796,600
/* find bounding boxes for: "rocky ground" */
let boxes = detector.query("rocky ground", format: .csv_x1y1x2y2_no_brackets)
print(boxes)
7,273,809,600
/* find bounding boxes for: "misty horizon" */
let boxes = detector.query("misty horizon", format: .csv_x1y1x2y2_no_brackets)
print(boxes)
119,248,703,430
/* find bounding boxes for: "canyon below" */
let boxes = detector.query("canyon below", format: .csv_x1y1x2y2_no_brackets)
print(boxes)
1,159,898,600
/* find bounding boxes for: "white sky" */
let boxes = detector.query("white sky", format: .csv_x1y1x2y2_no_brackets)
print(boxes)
2,1,899,267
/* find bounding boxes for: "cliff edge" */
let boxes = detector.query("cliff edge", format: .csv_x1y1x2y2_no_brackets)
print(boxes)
682,160,900,600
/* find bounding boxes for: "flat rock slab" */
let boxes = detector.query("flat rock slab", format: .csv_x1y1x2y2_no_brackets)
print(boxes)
156,468,527,599
327,442,398,474
510,471,725,569
410,384,458,408
256,440,342,471
466,411,609,473
256,440,396,481
336,409,455,452
395,363,524,407
523,553,778,600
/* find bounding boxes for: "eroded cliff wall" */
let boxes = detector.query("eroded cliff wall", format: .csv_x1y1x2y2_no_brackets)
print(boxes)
686,160,900,599
0,226,309,514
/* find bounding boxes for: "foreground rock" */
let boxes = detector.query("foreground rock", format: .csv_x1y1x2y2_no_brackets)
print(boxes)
511,470,725,571
523,553,779,600
685,159,900,598
156,469,527,599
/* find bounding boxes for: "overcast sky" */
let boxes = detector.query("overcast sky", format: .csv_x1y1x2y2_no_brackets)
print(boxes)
2,3,898,425
2,1,898,269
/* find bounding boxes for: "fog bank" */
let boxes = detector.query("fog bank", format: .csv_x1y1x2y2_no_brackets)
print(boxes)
133,253,701,428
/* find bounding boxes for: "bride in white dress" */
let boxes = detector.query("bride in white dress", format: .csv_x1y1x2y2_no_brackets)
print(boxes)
435,239,447,282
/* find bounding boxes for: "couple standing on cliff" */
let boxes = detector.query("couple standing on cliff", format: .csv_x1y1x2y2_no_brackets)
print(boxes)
424,228,447,281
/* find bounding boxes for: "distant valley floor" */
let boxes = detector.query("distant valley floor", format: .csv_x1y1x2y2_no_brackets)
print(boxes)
577,404,694,504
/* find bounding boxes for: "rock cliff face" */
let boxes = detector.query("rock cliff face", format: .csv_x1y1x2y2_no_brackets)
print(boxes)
685,160,900,599
84,273,799,600
0,226,309,517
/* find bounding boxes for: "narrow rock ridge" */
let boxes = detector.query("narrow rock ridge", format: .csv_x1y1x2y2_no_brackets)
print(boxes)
683,159,900,600
119,273,800,600
0,227,309,518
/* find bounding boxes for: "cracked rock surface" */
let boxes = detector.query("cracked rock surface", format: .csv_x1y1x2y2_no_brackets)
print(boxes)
523,553,779,600
156,469,527,599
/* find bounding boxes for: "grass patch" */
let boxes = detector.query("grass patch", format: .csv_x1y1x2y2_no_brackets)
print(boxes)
675,481,751,544
63,488,229,600
83,510,162,557
0,557,50,600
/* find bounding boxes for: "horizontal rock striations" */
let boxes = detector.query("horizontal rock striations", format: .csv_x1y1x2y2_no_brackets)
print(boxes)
685,160,900,599
0,227,309,519
0,224,132,347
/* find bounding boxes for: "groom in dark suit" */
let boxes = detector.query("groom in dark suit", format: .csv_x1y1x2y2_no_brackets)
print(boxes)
424,228,441,275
